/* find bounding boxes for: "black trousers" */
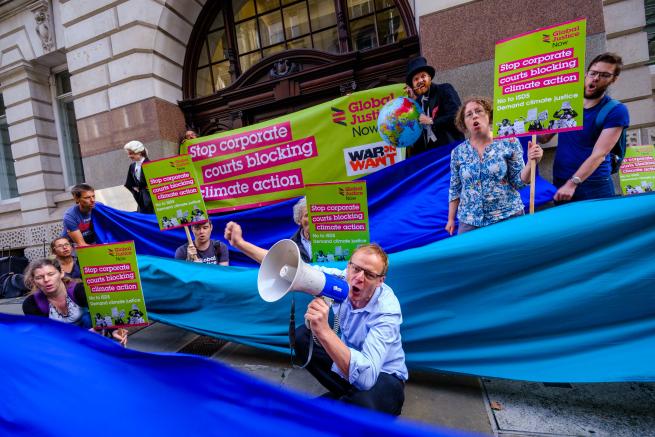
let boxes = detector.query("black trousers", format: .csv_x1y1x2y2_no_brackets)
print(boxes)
294,325,405,416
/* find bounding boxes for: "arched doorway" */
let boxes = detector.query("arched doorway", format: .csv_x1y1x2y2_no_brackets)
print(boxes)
179,0,419,135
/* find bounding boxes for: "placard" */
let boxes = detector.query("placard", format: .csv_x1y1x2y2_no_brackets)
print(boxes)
77,241,148,330
620,145,655,195
305,181,369,263
143,155,208,231
494,19,586,138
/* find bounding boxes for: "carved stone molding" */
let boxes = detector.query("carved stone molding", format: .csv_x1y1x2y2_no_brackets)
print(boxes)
269,60,301,80
340,81,357,95
32,0,54,53
229,110,243,129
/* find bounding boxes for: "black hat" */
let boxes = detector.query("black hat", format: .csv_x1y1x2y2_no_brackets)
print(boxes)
406,56,436,86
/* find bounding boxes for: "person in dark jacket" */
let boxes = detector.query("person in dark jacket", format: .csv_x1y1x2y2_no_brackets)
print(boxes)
123,140,154,214
405,56,464,157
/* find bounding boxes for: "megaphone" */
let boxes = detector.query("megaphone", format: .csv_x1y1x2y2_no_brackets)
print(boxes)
257,239,349,303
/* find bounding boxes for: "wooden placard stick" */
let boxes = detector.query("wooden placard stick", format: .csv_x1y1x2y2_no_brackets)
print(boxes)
529,134,537,214
184,225,194,246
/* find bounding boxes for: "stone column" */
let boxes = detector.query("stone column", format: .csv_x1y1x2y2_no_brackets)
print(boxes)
0,62,65,225
604,0,655,137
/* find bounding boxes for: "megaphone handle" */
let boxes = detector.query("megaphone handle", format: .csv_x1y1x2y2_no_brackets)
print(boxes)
295,297,338,370
305,296,334,329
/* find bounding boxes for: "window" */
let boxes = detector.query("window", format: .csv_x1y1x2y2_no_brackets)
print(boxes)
0,94,18,200
347,0,405,50
54,71,84,186
193,0,408,97
647,0,655,64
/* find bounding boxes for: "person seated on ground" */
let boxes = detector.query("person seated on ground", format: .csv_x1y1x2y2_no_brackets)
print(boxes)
22,258,128,346
62,183,97,246
174,221,229,265
446,97,543,235
224,222,407,416
290,197,312,263
50,237,81,279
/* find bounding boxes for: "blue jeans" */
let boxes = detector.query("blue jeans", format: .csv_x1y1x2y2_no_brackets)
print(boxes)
553,176,615,202
294,325,405,416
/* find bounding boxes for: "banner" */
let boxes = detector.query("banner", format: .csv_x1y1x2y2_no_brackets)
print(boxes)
305,181,369,263
77,241,148,330
620,145,655,195
143,155,208,230
493,18,586,138
181,84,405,213
93,140,558,263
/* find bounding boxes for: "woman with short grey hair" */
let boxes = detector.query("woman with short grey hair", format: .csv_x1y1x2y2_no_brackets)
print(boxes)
290,197,311,262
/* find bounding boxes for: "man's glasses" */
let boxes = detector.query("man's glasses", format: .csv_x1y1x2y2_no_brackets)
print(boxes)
348,261,384,281
586,70,616,79
54,243,71,249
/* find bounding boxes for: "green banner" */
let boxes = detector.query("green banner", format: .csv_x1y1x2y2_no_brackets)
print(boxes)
493,18,586,138
76,241,148,330
620,145,655,195
142,155,208,231
180,84,405,213
305,181,369,263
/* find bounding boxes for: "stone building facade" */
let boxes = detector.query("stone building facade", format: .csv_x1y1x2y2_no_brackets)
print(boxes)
0,0,653,259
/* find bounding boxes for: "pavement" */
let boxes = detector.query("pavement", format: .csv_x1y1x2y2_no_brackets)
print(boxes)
2,296,654,436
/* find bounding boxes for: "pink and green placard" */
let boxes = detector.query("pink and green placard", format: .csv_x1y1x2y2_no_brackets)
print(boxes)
76,241,148,330
305,181,369,263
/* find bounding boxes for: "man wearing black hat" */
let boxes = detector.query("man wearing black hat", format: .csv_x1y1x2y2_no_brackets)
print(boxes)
405,56,464,156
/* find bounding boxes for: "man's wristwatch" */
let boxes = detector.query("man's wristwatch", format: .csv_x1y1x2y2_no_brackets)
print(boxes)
570,176,582,186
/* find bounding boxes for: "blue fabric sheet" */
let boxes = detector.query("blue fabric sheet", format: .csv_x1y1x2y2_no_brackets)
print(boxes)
136,193,655,383
94,140,556,266
0,314,473,437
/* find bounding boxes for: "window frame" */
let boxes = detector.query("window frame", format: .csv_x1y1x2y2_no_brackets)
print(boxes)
50,65,85,189
646,0,655,65
0,93,19,200
185,0,413,98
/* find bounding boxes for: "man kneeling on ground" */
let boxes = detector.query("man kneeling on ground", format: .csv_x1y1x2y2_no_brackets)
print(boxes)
224,221,407,416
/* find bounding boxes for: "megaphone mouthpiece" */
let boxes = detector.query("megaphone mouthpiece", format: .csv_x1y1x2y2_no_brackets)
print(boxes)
279,265,297,282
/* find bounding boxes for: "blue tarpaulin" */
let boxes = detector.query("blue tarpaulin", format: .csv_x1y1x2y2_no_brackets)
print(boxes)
0,314,472,437
136,193,655,383
90,140,655,382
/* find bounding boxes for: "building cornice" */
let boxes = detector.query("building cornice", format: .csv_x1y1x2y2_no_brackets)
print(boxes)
0,0,43,21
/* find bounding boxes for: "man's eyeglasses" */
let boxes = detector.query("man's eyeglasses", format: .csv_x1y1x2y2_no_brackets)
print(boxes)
348,262,384,281
586,70,616,79
54,243,71,249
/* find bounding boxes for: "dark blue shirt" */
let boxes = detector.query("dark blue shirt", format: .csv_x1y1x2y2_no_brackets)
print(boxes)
62,205,96,244
553,95,629,181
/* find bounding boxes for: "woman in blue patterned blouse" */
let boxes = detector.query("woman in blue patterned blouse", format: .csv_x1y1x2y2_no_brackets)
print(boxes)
446,97,543,235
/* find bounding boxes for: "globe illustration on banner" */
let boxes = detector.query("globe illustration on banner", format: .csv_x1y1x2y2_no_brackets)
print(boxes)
377,97,423,148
